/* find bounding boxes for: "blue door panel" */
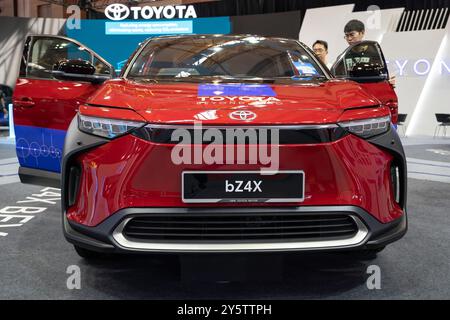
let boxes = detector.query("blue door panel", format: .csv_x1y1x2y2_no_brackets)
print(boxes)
15,125,66,173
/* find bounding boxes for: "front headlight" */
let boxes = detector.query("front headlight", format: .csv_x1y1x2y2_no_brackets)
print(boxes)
78,114,145,139
338,115,390,139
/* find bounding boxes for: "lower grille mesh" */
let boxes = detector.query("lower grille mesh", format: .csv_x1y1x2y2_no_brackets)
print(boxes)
122,212,358,242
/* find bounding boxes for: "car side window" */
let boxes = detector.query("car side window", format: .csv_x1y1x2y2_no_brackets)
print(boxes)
332,58,346,77
331,42,387,78
27,37,92,79
343,43,385,71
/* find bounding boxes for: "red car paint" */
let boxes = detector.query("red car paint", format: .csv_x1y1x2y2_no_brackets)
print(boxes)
84,79,394,125
359,82,399,124
13,36,405,252
13,70,402,230
67,132,402,227
64,78,401,227
13,79,399,132
13,78,100,130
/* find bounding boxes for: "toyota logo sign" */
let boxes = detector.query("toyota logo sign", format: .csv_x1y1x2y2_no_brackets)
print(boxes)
105,4,130,21
229,111,257,121
104,4,197,20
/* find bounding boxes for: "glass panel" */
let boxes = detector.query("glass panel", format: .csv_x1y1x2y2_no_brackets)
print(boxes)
93,57,111,75
128,36,324,81
343,43,384,71
332,42,387,78
27,38,92,79
332,58,346,77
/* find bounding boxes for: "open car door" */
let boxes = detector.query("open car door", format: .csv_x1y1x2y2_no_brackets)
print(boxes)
13,35,114,187
331,41,399,124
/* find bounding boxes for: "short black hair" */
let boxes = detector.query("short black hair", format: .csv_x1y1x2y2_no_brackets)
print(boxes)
313,40,328,51
344,19,365,33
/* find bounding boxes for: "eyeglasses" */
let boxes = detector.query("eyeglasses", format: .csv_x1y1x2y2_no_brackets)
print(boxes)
344,32,360,39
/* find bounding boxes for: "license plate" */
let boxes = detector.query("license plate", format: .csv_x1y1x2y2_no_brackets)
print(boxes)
182,171,305,203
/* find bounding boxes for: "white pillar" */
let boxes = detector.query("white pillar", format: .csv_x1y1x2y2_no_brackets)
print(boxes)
8,103,14,139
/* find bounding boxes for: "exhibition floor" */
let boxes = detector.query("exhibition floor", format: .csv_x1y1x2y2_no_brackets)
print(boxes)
0,139,449,299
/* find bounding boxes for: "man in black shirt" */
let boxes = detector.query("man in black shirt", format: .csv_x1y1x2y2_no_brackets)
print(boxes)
343,19,396,86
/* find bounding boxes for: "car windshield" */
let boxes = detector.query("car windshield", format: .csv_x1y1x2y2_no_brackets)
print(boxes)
127,36,326,83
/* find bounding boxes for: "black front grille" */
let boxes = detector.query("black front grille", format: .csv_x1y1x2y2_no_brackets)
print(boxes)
132,126,348,144
122,212,359,242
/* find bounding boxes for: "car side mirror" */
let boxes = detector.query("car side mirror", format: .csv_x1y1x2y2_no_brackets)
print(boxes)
52,59,111,84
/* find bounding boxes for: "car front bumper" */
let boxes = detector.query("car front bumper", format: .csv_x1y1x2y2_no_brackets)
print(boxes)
61,117,408,254
64,205,407,254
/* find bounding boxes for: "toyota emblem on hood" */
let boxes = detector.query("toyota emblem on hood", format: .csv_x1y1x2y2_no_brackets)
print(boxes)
229,111,257,121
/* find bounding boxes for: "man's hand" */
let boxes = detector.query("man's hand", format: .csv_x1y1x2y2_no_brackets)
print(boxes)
389,75,396,88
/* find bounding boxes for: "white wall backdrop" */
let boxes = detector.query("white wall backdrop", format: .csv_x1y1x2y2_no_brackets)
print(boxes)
381,29,447,134
406,23,450,136
299,4,355,64
300,5,450,137
299,5,403,64
342,8,404,44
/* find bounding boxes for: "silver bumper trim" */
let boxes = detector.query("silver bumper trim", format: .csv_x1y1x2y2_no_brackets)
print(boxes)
112,215,369,252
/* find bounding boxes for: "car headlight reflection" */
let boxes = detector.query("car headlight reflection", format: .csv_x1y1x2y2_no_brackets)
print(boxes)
338,116,391,139
78,114,145,139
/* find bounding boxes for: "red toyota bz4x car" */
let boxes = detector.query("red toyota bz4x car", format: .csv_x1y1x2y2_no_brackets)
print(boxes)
13,35,407,259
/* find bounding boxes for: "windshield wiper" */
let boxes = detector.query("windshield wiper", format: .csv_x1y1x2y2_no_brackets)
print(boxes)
291,75,327,80
129,77,159,84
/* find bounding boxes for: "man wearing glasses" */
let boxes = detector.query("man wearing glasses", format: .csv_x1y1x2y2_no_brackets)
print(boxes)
313,40,333,69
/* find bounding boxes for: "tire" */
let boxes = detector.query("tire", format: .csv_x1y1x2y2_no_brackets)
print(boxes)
74,245,109,260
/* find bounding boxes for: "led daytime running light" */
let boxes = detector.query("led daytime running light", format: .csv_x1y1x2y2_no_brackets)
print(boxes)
78,114,144,139
338,115,391,138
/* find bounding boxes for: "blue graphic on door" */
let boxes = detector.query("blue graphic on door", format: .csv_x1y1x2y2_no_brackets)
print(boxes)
15,125,66,173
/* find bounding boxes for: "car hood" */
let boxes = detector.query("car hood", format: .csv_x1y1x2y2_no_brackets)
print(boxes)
87,79,380,125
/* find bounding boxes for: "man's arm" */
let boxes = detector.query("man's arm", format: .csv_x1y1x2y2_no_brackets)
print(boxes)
389,75,396,88
0,97,8,116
